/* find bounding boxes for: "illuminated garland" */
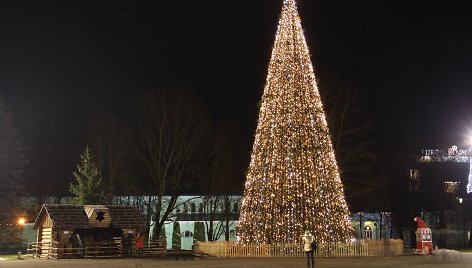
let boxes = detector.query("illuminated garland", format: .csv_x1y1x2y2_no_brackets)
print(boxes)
238,0,353,244
468,158,472,193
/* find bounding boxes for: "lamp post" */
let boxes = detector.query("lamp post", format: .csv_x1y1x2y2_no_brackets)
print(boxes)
458,198,466,248
17,217,25,259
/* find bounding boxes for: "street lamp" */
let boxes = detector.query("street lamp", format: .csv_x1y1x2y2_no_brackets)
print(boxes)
457,198,468,248
17,217,25,259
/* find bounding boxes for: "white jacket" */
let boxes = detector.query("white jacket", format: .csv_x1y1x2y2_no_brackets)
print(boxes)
302,234,313,252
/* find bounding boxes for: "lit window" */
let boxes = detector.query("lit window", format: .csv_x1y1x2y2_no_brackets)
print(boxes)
198,203,203,213
408,169,420,193
444,181,460,194
363,226,372,240
181,230,193,238
233,203,239,213
409,169,419,179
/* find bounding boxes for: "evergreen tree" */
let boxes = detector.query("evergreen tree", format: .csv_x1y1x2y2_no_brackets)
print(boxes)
172,221,181,249
69,146,104,204
239,0,352,244
193,222,205,242
0,96,27,247
159,225,166,240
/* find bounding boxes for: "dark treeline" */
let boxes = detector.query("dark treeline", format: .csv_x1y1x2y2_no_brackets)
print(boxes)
0,96,27,247
5,72,402,241
9,75,396,215
17,87,249,199
317,69,391,213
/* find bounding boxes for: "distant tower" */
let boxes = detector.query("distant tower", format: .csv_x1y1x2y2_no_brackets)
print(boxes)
238,0,352,244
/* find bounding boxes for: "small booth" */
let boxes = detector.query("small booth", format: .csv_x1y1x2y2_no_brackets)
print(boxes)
32,204,147,259
414,216,433,255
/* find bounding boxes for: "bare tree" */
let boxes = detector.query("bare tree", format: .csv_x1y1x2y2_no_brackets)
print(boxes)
222,195,241,241
134,89,207,240
202,195,226,241
89,114,135,201
317,70,389,210
201,124,241,241
200,195,241,242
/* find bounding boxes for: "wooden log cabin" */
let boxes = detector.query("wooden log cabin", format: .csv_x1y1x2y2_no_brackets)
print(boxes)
33,204,146,258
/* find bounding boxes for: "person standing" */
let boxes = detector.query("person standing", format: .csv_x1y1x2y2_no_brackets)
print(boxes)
136,233,144,258
302,230,315,268
125,232,134,257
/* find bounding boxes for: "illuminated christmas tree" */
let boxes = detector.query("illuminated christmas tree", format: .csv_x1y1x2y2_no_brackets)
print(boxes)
238,0,353,244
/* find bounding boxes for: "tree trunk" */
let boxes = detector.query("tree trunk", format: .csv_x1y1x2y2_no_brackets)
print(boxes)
145,196,152,240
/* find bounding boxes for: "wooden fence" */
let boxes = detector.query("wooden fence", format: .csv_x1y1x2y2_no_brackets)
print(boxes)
364,239,404,256
142,240,167,257
27,239,166,259
195,240,403,258
27,241,59,260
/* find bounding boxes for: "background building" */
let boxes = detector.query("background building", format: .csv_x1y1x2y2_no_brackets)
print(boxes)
20,195,395,250
404,145,472,248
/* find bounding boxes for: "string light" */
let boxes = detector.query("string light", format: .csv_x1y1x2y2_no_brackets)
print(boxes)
239,0,353,244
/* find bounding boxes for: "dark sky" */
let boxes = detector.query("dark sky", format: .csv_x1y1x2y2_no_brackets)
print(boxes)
2,0,472,194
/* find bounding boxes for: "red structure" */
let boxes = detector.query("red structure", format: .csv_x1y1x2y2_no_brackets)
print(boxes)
414,217,433,255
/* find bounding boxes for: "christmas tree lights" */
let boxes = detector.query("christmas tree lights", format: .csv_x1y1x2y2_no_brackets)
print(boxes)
238,0,353,244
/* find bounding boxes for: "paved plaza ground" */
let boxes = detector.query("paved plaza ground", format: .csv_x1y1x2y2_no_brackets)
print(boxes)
2,252,472,268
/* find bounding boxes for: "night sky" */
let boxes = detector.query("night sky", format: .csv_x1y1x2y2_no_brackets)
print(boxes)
2,0,472,195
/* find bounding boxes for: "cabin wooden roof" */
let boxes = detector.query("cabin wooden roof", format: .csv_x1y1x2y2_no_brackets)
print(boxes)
33,205,88,229
33,204,146,229
108,206,147,229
